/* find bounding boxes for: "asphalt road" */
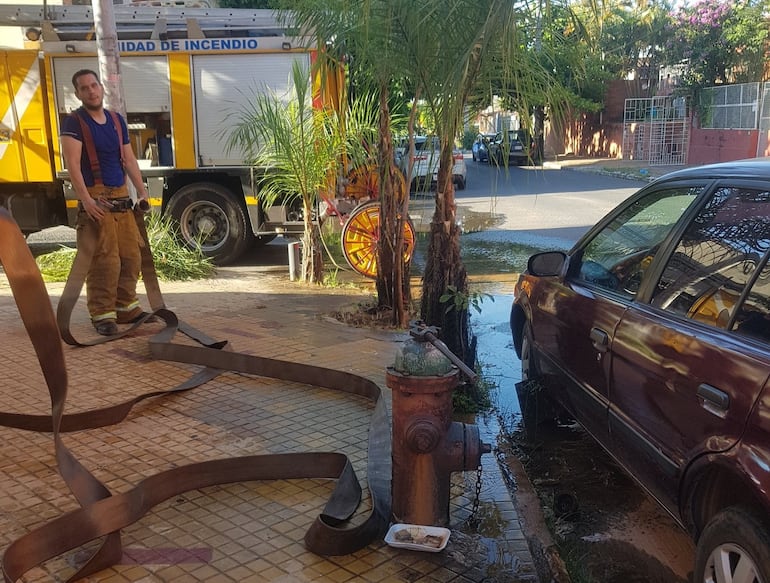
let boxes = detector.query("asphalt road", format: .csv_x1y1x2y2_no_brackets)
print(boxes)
456,157,646,248
27,159,644,253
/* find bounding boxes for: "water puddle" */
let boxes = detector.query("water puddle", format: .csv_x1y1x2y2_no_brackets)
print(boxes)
457,207,506,233
468,288,522,420
407,200,505,236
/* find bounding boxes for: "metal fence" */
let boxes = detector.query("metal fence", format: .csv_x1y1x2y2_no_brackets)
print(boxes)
622,96,690,165
699,82,760,130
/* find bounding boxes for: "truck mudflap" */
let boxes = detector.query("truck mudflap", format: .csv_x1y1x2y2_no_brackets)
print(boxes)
0,208,391,580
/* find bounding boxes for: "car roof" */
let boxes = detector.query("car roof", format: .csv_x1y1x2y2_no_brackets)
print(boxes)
656,157,770,182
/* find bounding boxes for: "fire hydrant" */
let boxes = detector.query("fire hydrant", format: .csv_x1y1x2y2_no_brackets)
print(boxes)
387,321,492,527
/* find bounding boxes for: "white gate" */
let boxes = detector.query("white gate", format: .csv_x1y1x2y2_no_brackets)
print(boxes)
622,96,689,165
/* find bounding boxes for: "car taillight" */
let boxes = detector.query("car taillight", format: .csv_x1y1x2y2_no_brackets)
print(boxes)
453,152,463,162
413,154,428,161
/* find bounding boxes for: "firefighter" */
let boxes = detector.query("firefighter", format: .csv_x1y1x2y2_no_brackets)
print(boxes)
61,69,155,336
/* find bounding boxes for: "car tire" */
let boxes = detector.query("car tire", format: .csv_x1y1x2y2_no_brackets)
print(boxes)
472,151,477,162
518,321,564,429
521,321,539,381
695,506,770,583
455,176,466,190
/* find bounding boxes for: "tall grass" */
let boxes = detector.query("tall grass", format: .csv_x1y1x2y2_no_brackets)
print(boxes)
35,213,215,282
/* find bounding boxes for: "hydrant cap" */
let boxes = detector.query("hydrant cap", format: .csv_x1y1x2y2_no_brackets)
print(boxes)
393,337,454,376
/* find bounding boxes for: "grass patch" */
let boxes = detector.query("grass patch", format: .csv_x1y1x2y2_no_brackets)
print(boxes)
35,247,78,282
35,212,216,282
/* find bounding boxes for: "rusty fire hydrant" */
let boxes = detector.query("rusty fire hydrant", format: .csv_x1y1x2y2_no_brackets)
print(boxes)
387,321,492,527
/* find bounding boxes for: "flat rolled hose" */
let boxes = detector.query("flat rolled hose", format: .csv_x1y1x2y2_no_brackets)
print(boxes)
0,209,391,582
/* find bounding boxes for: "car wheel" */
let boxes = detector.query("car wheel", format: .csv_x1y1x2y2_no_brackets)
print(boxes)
472,150,477,162
695,506,770,583
455,176,466,190
517,321,564,429
521,321,539,381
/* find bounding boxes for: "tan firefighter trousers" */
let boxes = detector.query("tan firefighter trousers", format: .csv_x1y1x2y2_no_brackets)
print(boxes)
77,185,143,324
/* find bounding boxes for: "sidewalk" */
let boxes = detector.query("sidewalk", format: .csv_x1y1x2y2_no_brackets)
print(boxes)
0,269,541,583
543,155,689,181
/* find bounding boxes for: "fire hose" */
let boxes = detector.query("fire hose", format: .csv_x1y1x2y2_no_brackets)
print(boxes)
0,208,391,582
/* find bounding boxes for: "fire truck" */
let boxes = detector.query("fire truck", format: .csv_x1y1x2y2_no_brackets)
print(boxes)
0,4,321,265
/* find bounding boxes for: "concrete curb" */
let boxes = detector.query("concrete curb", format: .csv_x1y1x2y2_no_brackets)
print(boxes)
501,451,572,583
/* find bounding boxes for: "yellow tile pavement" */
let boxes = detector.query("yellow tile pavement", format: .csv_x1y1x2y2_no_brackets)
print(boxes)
0,272,539,582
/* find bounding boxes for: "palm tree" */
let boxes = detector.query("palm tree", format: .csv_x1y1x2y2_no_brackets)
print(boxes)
225,61,342,283
286,1,417,326
285,0,568,359
409,0,568,362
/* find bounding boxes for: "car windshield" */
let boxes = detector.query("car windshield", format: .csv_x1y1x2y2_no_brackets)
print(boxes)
575,187,703,296
414,137,440,151
508,130,528,143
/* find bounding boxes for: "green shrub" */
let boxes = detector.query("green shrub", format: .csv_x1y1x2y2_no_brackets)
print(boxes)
145,212,216,281
461,127,478,150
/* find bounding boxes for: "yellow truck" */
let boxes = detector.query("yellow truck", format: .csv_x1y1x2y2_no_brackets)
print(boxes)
0,4,314,264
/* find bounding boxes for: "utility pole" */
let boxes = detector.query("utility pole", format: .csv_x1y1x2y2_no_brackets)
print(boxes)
93,0,135,197
93,0,126,118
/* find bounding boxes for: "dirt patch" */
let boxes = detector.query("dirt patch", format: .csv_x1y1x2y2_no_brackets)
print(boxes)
500,418,694,583
328,300,402,328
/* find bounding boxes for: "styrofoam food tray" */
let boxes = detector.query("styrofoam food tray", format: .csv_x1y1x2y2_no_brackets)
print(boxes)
384,523,450,552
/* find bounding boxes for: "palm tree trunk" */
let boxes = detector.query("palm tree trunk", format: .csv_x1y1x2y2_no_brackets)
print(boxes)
376,87,410,327
302,199,324,283
420,144,473,366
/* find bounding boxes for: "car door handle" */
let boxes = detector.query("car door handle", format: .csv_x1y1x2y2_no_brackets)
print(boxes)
589,327,609,352
697,383,730,412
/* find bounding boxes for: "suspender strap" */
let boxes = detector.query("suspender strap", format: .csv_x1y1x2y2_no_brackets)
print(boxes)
72,108,126,186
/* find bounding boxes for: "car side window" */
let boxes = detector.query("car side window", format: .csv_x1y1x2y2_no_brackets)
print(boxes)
733,264,770,343
575,187,701,297
651,187,770,330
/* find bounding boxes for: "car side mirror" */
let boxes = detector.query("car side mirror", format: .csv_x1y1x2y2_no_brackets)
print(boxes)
527,251,567,276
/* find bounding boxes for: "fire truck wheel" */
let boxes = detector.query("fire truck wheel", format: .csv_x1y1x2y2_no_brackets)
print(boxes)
167,183,252,266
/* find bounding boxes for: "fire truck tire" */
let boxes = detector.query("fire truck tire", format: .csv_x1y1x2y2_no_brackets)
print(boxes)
167,183,252,266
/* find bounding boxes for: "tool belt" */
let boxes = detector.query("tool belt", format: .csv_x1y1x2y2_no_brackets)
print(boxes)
81,185,133,212
105,197,135,212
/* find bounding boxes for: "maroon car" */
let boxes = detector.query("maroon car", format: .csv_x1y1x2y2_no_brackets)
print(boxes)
511,159,770,583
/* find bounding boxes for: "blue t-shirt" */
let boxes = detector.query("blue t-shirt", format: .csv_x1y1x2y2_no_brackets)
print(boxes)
61,109,129,187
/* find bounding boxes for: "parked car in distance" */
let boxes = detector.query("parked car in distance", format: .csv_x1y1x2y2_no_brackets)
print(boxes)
510,158,770,583
489,129,541,166
471,133,495,163
394,136,408,168
399,135,467,191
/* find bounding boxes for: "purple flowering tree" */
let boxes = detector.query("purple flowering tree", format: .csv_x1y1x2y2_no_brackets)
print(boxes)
665,0,767,91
